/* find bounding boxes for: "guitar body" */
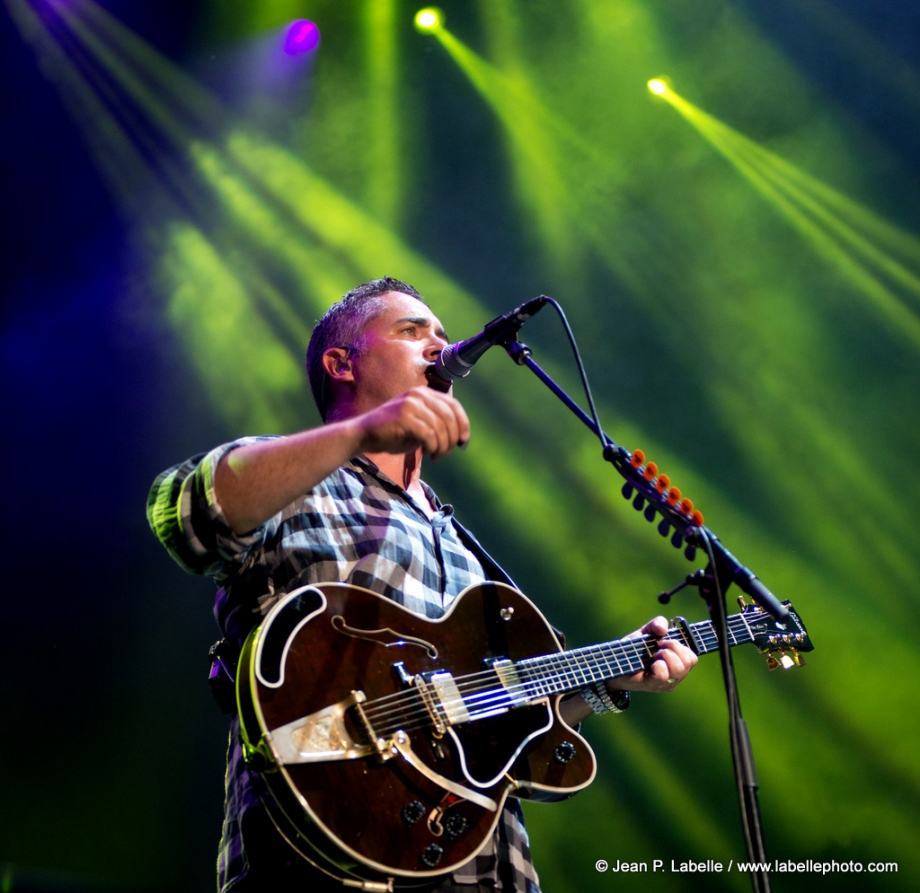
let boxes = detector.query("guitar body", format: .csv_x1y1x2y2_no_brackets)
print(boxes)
236,581,596,884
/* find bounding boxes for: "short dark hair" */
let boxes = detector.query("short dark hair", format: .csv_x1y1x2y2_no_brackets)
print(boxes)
306,277,425,421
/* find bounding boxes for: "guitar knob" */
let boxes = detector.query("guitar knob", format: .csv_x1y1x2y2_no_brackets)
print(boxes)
444,813,470,839
554,741,577,764
402,800,426,826
420,844,444,868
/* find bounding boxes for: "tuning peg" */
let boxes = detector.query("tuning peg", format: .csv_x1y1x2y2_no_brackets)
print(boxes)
766,651,795,670
765,647,806,671
621,482,634,500
644,504,656,522
657,519,670,537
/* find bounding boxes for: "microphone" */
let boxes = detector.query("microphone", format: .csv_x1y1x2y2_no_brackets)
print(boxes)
427,296,547,387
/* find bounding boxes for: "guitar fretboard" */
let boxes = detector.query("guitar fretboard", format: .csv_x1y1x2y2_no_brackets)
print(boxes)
359,603,804,736
514,614,753,700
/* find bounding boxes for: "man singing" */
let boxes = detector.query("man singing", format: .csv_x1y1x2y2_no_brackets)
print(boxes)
147,277,697,892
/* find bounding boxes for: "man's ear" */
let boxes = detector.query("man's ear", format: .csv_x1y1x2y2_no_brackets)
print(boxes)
322,347,354,381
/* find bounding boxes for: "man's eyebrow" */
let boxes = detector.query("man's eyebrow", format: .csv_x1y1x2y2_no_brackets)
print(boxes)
393,315,449,340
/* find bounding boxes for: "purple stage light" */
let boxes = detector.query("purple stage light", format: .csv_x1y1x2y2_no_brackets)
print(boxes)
284,20,321,56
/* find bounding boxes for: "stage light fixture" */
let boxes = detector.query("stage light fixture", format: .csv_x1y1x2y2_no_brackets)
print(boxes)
414,8,443,33
284,20,321,55
647,78,668,96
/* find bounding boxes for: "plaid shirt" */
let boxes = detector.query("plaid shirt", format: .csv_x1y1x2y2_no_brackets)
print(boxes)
148,437,541,892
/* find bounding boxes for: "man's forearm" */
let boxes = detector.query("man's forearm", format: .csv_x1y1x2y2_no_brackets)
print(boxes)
215,419,364,534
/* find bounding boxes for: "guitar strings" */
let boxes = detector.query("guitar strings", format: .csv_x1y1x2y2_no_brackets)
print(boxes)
360,616,751,733
361,611,750,725
358,616,754,738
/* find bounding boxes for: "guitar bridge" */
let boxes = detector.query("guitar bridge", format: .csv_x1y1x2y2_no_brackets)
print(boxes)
266,691,379,764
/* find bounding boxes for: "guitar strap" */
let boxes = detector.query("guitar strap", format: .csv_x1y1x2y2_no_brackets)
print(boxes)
452,518,567,649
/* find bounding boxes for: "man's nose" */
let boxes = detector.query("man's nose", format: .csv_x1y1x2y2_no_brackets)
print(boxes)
424,335,448,360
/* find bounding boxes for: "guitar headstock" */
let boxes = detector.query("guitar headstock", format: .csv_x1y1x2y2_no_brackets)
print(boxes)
741,599,814,670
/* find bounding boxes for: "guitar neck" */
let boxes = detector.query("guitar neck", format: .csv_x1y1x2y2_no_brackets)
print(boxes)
515,613,752,699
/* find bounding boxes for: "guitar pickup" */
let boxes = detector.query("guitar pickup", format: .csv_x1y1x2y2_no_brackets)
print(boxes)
416,672,472,734
490,659,529,708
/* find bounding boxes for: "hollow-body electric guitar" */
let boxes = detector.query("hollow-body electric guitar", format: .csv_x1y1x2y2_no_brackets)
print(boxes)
236,581,812,888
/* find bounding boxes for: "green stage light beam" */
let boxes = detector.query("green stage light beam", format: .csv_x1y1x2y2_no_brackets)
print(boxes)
651,84,920,351
630,88,920,612
735,137,920,303
416,9,700,308
362,0,404,228
418,18,604,280
161,222,310,433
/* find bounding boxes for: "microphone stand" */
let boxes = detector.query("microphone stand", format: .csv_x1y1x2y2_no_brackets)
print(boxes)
500,337,777,893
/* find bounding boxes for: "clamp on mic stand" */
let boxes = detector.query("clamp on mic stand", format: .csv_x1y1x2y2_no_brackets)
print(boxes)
501,328,777,893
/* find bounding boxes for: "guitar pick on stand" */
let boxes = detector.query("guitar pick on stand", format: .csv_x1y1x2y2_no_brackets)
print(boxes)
616,447,705,559
599,439,789,623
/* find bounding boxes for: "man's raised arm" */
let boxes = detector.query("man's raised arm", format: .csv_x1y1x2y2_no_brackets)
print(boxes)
215,387,470,534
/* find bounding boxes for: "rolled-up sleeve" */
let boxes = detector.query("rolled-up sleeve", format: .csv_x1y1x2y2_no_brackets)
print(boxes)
146,436,279,579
